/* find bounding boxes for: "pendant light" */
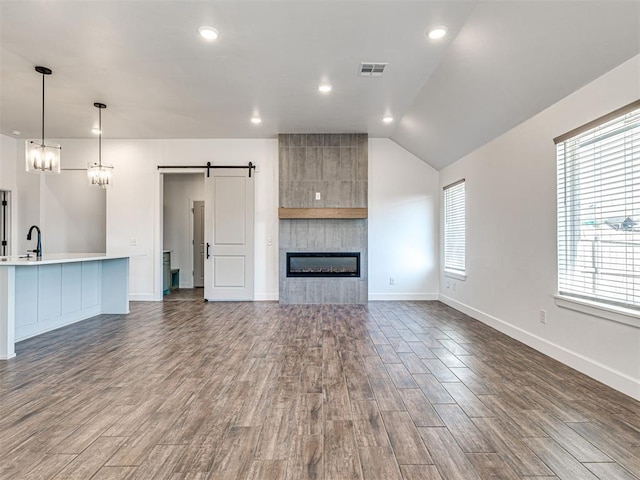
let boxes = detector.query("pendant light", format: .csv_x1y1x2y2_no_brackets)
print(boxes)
87,102,113,188
26,66,61,174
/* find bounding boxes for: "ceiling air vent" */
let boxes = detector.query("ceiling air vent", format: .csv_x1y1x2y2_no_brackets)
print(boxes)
359,62,387,77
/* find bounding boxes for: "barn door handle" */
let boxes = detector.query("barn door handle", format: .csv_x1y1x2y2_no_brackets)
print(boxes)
206,243,210,259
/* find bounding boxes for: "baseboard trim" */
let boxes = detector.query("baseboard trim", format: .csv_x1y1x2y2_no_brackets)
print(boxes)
369,293,439,301
255,293,279,301
130,294,159,302
439,294,640,401
131,293,279,302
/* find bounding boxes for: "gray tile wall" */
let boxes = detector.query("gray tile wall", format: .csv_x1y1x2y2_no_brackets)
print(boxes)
279,133,367,208
278,134,368,304
279,219,368,304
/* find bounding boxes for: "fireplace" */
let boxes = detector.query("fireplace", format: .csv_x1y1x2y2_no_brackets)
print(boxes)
279,133,367,303
286,252,360,278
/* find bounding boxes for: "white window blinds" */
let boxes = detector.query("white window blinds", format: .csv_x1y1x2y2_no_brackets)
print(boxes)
444,180,466,274
556,101,640,311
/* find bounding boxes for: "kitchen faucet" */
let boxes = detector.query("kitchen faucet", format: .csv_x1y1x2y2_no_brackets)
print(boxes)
27,225,42,258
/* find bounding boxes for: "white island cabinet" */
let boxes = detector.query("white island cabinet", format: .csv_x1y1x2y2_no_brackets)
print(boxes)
0,254,130,359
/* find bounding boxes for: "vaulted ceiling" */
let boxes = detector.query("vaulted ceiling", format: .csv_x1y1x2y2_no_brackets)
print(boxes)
1,1,638,169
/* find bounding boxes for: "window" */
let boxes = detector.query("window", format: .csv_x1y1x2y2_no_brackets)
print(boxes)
556,100,640,312
444,180,466,276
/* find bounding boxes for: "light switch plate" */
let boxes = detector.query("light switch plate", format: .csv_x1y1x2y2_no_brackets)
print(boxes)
315,192,321,200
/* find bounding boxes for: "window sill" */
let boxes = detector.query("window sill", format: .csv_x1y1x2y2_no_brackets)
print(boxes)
554,294,640,329
444,270,466,281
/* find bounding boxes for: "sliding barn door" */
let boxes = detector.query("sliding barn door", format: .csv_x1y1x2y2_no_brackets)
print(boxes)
204,168,254,301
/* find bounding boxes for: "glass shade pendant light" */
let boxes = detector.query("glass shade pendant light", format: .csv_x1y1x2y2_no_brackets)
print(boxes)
26,66,61,174
87,102,113,188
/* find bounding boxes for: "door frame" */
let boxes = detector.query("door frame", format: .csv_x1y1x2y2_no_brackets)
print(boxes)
156,169,256,300
0,189,18,257
0,190,14,257
156,170,205,300
190,198,205,288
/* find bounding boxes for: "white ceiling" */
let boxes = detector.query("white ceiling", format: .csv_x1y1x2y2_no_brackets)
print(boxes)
1,1,639,170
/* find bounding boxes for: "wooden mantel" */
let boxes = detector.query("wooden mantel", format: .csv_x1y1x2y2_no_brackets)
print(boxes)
278,208,368,219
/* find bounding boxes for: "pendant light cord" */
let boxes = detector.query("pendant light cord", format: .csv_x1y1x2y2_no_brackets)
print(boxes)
98,107,102,167
41,73,45,146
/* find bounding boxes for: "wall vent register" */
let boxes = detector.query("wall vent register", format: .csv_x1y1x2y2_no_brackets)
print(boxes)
287,252,360,277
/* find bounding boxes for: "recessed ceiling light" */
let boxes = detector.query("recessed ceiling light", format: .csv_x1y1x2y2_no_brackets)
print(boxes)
91,128,101,135
382,116,394,124
251,116,262,124
318,84,332,93
11,130,21,136
198,26,219,40
428,26,447,40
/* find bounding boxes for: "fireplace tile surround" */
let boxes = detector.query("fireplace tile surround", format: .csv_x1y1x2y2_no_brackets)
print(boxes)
279,133,368,304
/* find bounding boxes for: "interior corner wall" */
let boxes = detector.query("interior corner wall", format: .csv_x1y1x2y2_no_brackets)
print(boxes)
15,140,41,254
439,54,640,400
163,173,204,288
368,138,440,300
41,140,106,254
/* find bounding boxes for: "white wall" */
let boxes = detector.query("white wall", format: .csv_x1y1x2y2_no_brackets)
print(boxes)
163,173,204,288
104,139,280,301
0,134,17,190
103,137,439,302
369,138,440,300
41,173,106,254
439,54,640,400
41,140,106,254
4,134,442,303
15,142,41,255
1,138,106,255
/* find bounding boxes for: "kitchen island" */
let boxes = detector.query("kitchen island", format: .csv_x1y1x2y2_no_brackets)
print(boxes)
0,253,129,359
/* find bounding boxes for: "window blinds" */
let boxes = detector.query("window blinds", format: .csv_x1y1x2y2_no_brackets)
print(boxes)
444,180,466,274
557,102,640,311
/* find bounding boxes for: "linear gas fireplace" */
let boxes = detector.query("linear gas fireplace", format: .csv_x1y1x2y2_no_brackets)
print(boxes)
287,252,360,278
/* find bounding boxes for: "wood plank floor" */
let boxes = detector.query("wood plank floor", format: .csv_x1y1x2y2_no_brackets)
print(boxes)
1,293,639,479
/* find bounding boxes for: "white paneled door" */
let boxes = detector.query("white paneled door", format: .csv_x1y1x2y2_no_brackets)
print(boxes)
204,168,254,301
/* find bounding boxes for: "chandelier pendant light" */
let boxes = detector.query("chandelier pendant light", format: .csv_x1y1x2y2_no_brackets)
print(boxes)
26,66,61,174
87,102,114,188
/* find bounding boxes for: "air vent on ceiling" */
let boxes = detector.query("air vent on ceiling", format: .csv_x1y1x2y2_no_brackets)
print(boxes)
359,62,387,77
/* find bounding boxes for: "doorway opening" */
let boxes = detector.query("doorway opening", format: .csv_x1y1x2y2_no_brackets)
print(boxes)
162,173,205,301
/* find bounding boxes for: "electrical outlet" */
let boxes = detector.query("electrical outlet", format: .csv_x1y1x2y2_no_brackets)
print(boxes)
267,238,273,246
129,238,137,247
389,277,395,285
315,192,321,200
540,309,547,324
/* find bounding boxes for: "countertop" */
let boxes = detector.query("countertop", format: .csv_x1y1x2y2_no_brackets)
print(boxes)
0,253,130,266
